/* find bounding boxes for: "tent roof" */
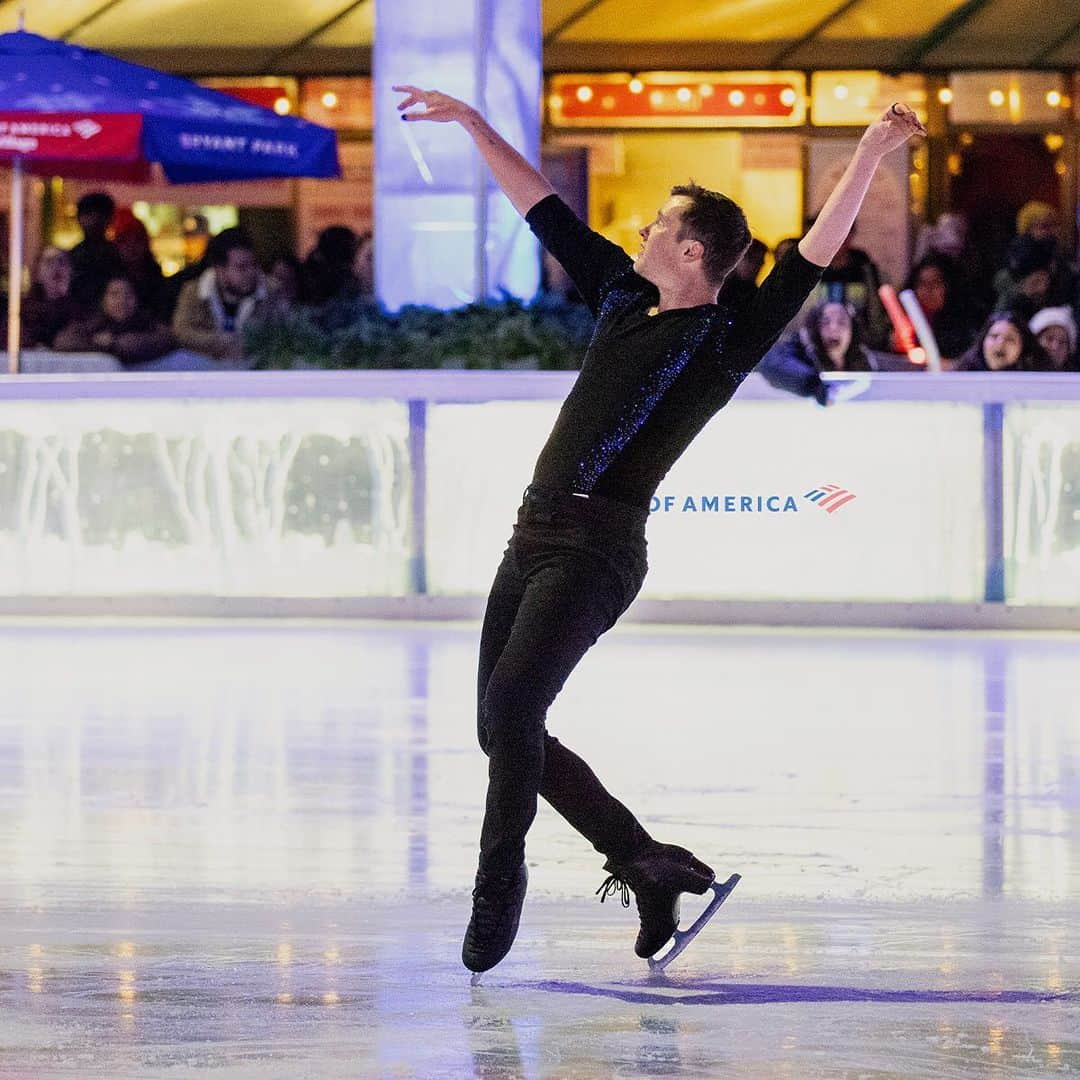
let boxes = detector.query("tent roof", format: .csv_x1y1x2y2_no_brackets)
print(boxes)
1,0,1077,75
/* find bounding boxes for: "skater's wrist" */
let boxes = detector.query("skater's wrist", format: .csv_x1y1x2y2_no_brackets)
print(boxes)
461,106,486,133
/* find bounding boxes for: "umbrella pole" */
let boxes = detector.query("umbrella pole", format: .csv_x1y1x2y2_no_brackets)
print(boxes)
7,156,24,375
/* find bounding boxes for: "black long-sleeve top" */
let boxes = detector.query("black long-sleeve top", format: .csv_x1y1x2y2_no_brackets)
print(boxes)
524,194,825,508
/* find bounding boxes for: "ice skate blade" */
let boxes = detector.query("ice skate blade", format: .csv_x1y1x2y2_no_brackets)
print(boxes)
470,971,483,987
646,873,741,973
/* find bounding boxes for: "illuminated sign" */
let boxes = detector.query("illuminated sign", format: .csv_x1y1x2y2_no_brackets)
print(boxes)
548,73,806,128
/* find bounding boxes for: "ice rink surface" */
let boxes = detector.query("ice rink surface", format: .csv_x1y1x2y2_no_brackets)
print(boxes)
0,619,1077,1078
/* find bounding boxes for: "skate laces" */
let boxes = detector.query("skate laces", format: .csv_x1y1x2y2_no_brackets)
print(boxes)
595,872,631,908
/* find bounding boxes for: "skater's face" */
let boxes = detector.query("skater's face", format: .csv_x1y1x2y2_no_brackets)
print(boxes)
982,319,1022,370
635,196,703,287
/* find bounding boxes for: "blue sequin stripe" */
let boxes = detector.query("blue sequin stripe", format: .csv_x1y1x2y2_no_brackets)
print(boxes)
575,310,730,491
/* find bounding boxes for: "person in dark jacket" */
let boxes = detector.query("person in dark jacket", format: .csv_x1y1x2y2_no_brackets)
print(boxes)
758,299,873,404
21,247,88,349
54,275,177,366
955,310,1050,372
302,225,362,307
899,253,981,362
115,218,168,319
992,234,1062,322
68,192,123,308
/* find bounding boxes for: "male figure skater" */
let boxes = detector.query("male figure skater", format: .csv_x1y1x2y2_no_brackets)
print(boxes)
394,85,926,973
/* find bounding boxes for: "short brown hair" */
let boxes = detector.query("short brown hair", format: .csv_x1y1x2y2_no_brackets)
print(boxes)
670,181,752,287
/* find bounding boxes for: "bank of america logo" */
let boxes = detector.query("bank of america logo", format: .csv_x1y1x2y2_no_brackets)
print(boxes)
72,119,103,140
804,484,857,514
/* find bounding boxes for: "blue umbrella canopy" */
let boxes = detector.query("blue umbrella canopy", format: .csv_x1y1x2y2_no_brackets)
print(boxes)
0,30,340,181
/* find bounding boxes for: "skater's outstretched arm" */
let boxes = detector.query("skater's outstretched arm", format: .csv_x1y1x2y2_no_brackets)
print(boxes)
798,103,927,268
394,86,556,218
394,84,634,315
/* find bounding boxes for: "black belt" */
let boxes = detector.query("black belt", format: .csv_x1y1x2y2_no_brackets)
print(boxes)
520,484,649,526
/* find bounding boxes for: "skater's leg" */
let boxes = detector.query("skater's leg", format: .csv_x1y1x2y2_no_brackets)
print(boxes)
477,548,624,876
477,534,653,865
539,734,653,863
476,539,526,755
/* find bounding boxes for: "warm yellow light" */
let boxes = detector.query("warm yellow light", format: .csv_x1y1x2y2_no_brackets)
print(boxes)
649,90,664,107
728,89,745,107
937,87,954,105
321,92,339,109
676,87,692,103
988,89,1005,107
628,78,644,95
779,88,797,108
1055,160,1068,177
601,95,615,110
833,84,849,101
575,85,593,103
273,97,291,115
549,93,563,111
959,131,974,146
1045,133,1065,152
698,84,714,97
1046,90,1062,107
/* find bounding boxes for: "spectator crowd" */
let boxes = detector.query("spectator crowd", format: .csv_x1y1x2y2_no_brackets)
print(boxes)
755,199,1080,403
5,189,1080,386
13,191,375,371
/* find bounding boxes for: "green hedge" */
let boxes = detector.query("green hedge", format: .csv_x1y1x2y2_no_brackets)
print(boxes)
244,294,594,371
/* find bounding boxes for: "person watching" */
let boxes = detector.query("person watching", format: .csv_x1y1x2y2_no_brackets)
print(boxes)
172,228,272,363
53,275,183,368
21,247,87,350
956,311,1051,373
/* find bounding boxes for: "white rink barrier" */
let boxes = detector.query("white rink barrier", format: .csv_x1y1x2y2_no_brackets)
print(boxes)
0,370,1077,625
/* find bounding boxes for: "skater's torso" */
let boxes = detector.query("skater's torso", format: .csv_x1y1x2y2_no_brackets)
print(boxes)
526,195,823,509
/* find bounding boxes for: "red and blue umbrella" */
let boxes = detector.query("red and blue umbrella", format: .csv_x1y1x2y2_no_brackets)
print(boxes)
0,28,341,369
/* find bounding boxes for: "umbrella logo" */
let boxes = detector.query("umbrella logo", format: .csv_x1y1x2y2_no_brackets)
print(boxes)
72,119,103,140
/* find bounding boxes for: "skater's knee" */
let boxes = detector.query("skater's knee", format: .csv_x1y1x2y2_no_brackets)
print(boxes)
480,677,545,749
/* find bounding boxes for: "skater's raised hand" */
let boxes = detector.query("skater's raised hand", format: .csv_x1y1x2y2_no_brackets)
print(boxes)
391,83,555,218
857,102,928,159
394,85,474,124
798,102,926,267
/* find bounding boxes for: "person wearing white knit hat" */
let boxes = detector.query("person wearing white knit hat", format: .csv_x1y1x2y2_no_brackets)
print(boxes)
1029,306,1078,371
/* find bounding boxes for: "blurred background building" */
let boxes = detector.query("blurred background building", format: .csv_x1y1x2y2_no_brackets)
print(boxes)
0,0,1077,294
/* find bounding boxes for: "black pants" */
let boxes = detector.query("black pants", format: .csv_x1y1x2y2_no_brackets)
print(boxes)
475,484,655,878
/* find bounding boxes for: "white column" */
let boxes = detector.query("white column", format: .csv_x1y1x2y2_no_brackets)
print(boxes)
373,0,542,311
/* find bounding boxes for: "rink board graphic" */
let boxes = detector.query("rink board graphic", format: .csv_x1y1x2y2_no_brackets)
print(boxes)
0,371,1077,608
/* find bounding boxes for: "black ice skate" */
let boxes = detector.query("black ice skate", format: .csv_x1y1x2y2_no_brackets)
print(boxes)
461,863,528,973
595,842,740,970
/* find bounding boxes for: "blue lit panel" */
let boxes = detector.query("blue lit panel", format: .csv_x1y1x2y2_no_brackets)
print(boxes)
373,1,542,310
